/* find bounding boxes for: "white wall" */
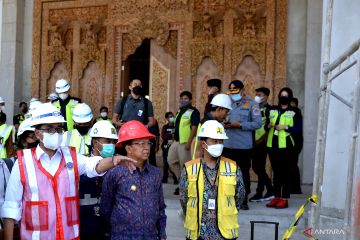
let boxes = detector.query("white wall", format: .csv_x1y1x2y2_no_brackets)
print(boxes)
320,0,360,216
0,0,3,60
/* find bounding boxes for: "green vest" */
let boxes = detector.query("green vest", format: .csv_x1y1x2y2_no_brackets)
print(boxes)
266,109,295,148
53,99,79,131
176,109,194,144
255,107,267,142
0,124,13,158
63,129,91,156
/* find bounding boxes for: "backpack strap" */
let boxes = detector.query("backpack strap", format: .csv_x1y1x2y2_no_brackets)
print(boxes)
143,97,149,125
118,96,128,120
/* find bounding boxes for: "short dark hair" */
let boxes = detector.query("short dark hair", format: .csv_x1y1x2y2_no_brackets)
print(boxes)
130,79,142,84
229,80,244,90
278,87,293,99
19,102,27,107
207,79,222,91
165,112,173,118
290,97,299,107
100,106,108,112
180,91,192,100
255,87,270,96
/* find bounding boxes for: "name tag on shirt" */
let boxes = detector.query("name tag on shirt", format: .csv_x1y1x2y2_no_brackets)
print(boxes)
208,199,216,210
138,110,143,117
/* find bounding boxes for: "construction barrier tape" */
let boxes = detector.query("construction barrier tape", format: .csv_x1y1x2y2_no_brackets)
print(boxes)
282,195,318,240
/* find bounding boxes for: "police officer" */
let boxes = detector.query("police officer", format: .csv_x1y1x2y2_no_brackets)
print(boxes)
62,103,93,156
168,91,200,195
223,80,262,210
79,120,118,239
180,120,245,240
192,93,232,159
52,79,81,131
249,87,275,202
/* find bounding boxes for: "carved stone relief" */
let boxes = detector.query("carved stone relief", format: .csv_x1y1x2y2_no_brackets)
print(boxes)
46,62,70,96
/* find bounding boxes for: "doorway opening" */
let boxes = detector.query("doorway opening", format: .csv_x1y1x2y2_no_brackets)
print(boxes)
123,39,150,96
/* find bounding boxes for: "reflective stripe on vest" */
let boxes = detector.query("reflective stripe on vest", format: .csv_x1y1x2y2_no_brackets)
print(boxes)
176,109,194,144
184,157,239,239
63,130,91,156
0,124,12,158
53,100,78,131
18,147,80,240
255,107,267,141
266,109,295,148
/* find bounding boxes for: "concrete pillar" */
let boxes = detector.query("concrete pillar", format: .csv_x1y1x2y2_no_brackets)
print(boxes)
22,0,33,101
0,0,3,60
0,0,25,124
303,0,322,184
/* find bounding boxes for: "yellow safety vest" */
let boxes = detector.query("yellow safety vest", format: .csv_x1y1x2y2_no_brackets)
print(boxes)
63,129,91,156
95,117,113,124
53,99,79,131
255,107,267,143
0,124,13,158
184,157,239,239
175,109,194,144
266,109,295,148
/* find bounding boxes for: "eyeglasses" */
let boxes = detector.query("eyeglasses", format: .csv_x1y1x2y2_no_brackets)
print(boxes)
131,141,153,148
38,127,64,135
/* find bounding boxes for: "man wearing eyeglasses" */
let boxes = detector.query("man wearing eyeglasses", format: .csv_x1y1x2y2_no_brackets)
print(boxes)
101,120,167,240
1,103,136,240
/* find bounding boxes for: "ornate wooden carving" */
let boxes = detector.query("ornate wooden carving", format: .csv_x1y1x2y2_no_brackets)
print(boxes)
33,0,288,118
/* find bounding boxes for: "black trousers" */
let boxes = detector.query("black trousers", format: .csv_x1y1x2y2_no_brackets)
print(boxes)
267,145,293,199
290,152,302,193
252,140,274,194
149,138,157,166
223,148,252,204
162,145,170,179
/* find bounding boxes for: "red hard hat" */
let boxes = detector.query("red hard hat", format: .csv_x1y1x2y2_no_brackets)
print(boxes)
116,120,155,147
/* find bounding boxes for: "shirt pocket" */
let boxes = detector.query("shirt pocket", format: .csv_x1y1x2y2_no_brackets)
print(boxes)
24,201,49,231
221,180,238,216
65,196,79,226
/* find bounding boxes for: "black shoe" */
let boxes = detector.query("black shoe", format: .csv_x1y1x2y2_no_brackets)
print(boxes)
263,191,275,201
173,178,179,185
162,178,168,184
174,187,179,195
240,204,249,210
249,193,264,202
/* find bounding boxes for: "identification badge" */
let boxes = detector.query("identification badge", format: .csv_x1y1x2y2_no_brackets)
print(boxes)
138,110,143,117
208,199,216,210
94,205,100,216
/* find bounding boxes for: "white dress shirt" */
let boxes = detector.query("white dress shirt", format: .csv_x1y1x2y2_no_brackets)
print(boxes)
0,145,103,221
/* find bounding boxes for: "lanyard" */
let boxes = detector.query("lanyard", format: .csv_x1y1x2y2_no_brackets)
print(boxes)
200,160,219,190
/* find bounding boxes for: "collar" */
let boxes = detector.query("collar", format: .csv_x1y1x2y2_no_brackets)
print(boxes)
129,95,142,101
35,144,62,160
201,157,220,170
136,161,150,173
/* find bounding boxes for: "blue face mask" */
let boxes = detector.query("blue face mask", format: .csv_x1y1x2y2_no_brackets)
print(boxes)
99,143,115,158
230,94,242,102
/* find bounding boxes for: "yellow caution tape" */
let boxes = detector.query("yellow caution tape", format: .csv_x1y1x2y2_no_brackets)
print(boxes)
282,195,318,240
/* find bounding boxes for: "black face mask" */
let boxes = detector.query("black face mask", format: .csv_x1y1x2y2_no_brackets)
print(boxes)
75,125,90,136
27,141,39,149
132,86,143,95
279,96,290,105
21,107,28,114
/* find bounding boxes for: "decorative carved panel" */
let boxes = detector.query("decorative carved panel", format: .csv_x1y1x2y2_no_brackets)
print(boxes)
47,62,70,95
233,56,261,98
33,0,288,121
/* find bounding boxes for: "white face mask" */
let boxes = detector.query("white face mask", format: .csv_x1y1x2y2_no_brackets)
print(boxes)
41,132,63,150
59,93,69,100
254,96,263,104
100,112,108,118
205,143,224,158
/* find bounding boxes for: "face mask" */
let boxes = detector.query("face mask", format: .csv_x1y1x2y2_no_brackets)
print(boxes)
168,117,175,123
21,107,28,114
180,100,190,108
205,143,224,158
230,94,242,102
97,142,115,158
254,96,263,104
27,141,39,149
279,96,290,105
132,86,143,95
41,132,63,150
75,125,90,136
59,93,69,100
100,112,108,118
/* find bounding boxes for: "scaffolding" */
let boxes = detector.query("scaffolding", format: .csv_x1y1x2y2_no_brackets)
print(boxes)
310,1,360,239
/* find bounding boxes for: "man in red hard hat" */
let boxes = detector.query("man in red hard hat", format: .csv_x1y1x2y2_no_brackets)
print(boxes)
100,120,167,240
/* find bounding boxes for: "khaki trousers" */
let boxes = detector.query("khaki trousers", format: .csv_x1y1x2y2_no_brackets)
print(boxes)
167,141,191,179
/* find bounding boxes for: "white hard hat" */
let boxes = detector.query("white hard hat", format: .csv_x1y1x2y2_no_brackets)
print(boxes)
30,102,66,127
55,79,70,93
17,118,35,137
28,98,43,114
210,94,232,110
0,97,4,103
47,92,58,101
72,103,93,123
198,120,228,140
90,120,118,140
